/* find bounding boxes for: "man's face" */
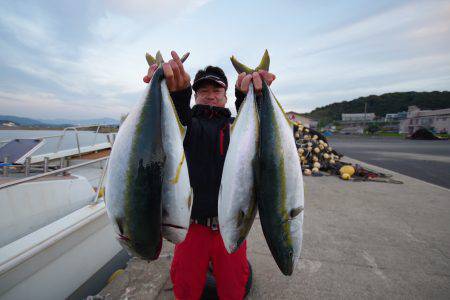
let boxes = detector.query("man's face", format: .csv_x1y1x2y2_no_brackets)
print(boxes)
194,82,227,108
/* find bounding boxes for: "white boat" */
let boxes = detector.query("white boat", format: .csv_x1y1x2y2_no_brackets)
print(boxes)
0,126,126,300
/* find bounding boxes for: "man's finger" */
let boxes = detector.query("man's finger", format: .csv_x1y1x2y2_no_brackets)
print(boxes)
235,72,246,88
170,60,182,88
240,74,252,93
252,72,263,93
163,63,175,90
171,51,186,73
172,50,190,88
146,64,157,79
182,72,191,86
266,74,275,86
144,64,158,83
260,70,276,86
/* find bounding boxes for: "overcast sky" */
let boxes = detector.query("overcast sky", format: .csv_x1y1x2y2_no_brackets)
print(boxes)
1,0,449,120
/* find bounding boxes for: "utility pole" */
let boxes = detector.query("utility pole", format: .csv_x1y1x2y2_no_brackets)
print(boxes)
363,101,367,129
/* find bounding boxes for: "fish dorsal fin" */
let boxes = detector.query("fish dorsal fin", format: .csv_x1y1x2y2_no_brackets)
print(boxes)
230,49,270,74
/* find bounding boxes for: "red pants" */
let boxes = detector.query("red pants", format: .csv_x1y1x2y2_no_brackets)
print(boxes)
170,223,249,300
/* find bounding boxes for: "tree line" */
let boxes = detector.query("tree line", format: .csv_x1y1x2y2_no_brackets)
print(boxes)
306,91,450,125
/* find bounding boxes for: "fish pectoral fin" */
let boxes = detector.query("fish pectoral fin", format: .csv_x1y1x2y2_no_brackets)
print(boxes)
290,206,304,219
237,210,246,227
187,188,193,209
169,153,185,184
181,126,187,139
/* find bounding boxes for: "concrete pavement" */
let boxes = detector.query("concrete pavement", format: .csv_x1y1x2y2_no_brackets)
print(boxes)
98,157,450,299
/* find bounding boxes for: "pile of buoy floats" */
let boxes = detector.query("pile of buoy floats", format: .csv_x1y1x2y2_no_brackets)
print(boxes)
293,121,355,180
293,121,402,184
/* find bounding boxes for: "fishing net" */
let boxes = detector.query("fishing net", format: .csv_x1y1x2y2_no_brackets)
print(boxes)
293,121,402,184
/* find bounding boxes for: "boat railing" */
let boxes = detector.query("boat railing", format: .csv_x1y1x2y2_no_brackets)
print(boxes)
0,156,109,204
0,125,116,166
40,124,113,156
54,125,107,155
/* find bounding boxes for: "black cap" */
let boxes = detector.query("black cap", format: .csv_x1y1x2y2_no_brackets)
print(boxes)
192,66,228,91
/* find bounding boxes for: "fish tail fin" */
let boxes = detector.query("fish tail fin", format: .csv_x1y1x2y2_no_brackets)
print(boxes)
230,50,270,74
156,50,164,65
230,55,254,74
146,53,156,66
147,51,190,66
255,49,270,71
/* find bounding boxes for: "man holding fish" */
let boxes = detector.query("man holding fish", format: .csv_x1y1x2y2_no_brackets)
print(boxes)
143,50,275,300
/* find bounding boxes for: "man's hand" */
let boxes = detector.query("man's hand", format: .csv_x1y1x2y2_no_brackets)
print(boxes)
236,70,276,94
143,51,191,92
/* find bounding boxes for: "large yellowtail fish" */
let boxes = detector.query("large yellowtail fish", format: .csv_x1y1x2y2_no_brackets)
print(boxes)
105,51,191,260
218,82,259,254
157,53,193,244
231,50,304,275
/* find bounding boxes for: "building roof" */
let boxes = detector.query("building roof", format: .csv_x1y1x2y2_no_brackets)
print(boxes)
341,113,376,117
285,111,315,122
416,108,450,118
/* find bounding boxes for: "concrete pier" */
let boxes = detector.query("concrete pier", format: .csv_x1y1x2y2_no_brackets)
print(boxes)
98,158,450,299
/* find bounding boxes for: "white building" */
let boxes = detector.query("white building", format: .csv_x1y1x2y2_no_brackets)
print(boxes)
400,106,450,134
385,112,407,122
1,122,17,127
341,113,375,121
285,111,318,128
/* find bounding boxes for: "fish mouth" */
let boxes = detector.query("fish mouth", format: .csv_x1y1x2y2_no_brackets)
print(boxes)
116,235,136,257
283,263,294,276
116,235,162,261
282,251,297,276
118,234,131,242
162,223,188,230
227,243,237,254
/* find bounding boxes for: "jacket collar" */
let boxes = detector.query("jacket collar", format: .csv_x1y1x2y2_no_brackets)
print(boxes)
192,104,231,119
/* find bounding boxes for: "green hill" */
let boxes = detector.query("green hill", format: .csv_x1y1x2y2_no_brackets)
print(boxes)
307,91,450,125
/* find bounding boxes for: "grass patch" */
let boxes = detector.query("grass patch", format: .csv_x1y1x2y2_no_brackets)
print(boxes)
364,132,407,138
436,133,449,139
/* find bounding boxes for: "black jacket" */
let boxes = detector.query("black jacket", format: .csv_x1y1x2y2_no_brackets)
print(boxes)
170,87,246,218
